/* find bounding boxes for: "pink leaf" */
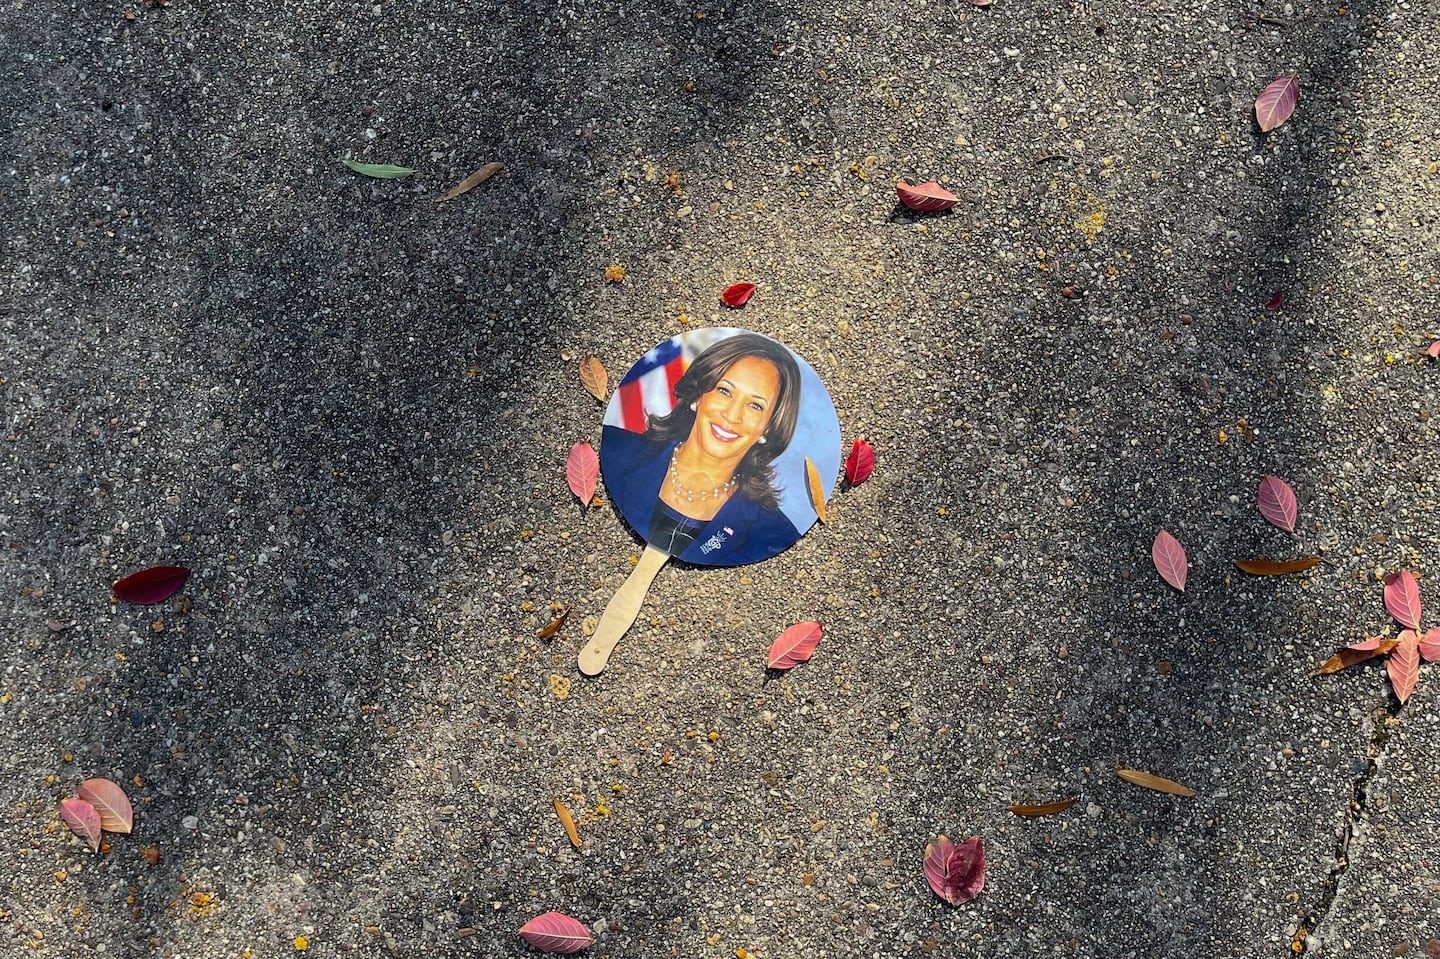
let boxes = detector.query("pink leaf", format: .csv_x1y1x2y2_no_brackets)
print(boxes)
1256,475,1298,533
923,835,985,905
1388,631,1420,704
60,798,102,852
1255,75,1299,132
1384,570,1423,631
767,621,823,670
720,282,756,307
112,566,190,605
1427,340,1440,359
1264,290,1283,312
1419,627,1440,663
566,442,599,507
518,912,594,954
77,778,134,833
1152,529,1188,592
845,439,875,486
895,180,959,212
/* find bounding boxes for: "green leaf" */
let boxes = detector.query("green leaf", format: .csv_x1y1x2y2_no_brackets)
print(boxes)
342,159,415,179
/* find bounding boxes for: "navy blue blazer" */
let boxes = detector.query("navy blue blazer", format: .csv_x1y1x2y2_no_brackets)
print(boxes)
601,425,801,566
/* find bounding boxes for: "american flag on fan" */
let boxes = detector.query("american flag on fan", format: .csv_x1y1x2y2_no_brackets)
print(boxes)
603,337,686,432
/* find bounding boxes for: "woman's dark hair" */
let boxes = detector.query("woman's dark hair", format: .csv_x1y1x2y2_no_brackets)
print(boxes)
645,333,802,511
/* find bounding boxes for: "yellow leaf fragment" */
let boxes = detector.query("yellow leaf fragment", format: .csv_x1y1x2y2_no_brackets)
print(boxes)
537,607,571,640
549,674,571,700
604,264,625,284
1116,769,1195,797
554,798,582,847
805,457,827,524
434,162,503,202
294,936,309,951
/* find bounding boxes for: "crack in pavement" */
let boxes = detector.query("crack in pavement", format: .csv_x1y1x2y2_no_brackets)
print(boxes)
1294,704,1399,954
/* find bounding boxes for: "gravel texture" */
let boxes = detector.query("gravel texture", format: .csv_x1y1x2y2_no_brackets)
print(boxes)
2,0,1439,956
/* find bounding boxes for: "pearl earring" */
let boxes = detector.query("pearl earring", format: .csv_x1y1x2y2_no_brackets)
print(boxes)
758,436,767,444
689,401,697,412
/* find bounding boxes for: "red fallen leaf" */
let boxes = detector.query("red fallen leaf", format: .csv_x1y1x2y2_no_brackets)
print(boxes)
112,566,190,605
1256,475,1298,532
1316,637,1399,674
1264,290,1283,312
1388,631,1420,703
895,180,959,212
923,834,985,905
767,621,823,669
845,439,875,486
518,912,594,954
1421,627,1440,663
1384,570,1423,631
566,442,599,507
78,778,134,833
720,282,756,307
1152,529,1187,592
1428,340,1440,359
60,798,102,852
1255,75,1299,133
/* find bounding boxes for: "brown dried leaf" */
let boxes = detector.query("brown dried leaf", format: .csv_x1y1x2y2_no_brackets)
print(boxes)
578,355,608,402
1233,557,1321,575
805,456,827,524
1006,799,1075,817
435,162,503,202
537,607,571,640
1116,769,1194,797
1316,638,1399,675
554,798,581,847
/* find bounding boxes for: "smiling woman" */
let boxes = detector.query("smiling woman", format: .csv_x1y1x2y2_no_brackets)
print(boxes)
600,328,838,566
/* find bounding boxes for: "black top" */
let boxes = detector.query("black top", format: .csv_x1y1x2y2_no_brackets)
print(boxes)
646,500,706,557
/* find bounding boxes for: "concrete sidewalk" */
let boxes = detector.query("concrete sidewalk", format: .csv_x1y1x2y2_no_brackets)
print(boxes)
2,0,1438,956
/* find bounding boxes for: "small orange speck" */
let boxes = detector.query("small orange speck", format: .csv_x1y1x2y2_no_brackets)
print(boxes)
55,871,67,882
63,753,73,762
294,935,309,951
708,730,720,741
100,841,112,854
604,264,625,284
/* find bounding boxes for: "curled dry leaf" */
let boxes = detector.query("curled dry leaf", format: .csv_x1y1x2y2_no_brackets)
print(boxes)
1421,627,1440,664
923,835,985,905
1388,632,1420,703
1255,75,1299,133
1264,290,1283,312
113,566,190,605
435,162,503,202
720,282,757,307
1006,799,1075,817
767,621,823,670
805,456,827,523
342,159,415,178
845,439,875,486
537,607,571,640
895,180,959,212
553,799,582,848
78,778,134,833
1233,557,1320,575
566,442,599,507
518,912,594,954
1256,475,1298,532
1385,570,1423,631
1316,637,1399,675
1116,769,1194,797
60,798,102,852
1151,529,1187,592
578,356,608,402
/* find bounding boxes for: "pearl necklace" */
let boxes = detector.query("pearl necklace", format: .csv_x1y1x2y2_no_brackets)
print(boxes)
667,443,737,504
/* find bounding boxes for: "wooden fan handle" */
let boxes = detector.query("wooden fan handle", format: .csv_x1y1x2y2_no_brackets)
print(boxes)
578,545,670,676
